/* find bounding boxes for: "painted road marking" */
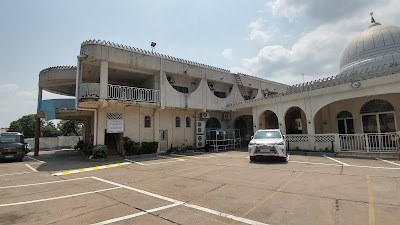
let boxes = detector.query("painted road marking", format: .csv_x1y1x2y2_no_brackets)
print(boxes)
0,171,35,177
25,164,37,172
159,155,186,161
91,203,181,225
290,160,400,170
376,158,400,167
92,176,268,225
25,156,45,163
366,175,376,225
0,187,121,207
124,159,146,165
0,177,91,189
323,155,350,166
51,162,132,176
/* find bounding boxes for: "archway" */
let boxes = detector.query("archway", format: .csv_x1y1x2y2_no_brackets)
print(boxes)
206,117,221,129
360,99,396,133
285,107,307,134
259,110,278,129
234,115,254,145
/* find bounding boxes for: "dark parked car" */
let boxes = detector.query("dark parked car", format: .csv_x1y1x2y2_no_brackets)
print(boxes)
0,132,26,162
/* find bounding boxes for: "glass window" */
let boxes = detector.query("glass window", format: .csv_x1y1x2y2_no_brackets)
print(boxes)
144,116,151,128
337,111,354,134
175,117,181,128
254,131,281,139
186,117,191,128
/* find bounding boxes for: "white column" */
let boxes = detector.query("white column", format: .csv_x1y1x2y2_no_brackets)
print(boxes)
99,60,109,100
96,108,106,145
160,71,166,109
252,107,259,133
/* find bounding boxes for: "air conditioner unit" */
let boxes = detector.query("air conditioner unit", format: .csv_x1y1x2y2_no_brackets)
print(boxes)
167,76,175,84
208,83,215,90
223,113,231,120
196,135,206,148
201,112,210,119
196,121,206,134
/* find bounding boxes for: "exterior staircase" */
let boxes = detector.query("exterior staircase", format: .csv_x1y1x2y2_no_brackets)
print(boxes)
234,73,250,100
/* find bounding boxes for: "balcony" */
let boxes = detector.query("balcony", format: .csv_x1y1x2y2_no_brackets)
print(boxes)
79,83,160,104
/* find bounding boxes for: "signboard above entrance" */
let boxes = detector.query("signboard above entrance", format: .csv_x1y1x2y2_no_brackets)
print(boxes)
107,119,124,133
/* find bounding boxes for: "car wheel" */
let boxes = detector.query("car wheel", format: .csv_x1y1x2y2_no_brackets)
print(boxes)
281,156,288,163
18,157,23,162
250,156,256,162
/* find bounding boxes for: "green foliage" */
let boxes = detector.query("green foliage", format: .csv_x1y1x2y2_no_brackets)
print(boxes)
122,137,140,156
58,120,82,138
92,145,108,158
168,145,192,153
74,140,94,157
41,121,61,137
8,114,39,138
139,142,158,154
123,137,158,156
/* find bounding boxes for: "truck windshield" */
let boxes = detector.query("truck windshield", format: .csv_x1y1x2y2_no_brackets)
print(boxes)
0,135,21,143
254,131,281,139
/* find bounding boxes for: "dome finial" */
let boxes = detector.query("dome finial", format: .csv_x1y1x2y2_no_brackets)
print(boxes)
370,12,375,23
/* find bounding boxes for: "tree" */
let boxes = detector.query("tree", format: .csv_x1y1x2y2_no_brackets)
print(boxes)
41,121,61,137
58,120,82,139
8,114,38,138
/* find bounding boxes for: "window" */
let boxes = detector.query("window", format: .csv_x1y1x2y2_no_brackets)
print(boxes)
175,117,181,127
160,130,167,141
337,111,354,134
144,116,151,128
172,85,189,93
186,117,191,127
214,91,226,98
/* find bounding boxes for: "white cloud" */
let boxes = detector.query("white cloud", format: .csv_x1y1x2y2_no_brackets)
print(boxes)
248,18,276,42
236,0,400,85
221,48,233,60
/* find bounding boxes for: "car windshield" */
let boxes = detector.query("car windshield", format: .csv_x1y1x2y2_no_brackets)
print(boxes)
0,135,21,143
254,131,281,139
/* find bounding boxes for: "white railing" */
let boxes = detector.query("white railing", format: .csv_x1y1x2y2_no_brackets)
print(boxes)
107,84,160,103
285,134,339,152
79,83,100,99
339,133,400,152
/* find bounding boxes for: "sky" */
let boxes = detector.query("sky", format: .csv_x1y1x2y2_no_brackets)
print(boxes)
1,0,399,128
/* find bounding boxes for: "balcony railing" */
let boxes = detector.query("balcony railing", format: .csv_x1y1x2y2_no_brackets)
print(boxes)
108,84,160,103
79,83,160,104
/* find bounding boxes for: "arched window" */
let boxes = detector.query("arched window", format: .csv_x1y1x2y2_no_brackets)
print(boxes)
186,117,191,128
144,116,151,128
175,117,181,128
360,100,396,133
337,111,354,134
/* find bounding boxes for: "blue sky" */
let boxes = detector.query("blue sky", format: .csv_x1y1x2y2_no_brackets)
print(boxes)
1,0,399,127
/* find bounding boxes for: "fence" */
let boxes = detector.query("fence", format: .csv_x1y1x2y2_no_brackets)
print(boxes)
285,134,339,152
339,133,400,152
25,136,81,149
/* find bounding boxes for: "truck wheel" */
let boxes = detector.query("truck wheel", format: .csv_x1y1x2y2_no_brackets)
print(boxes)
250,156,256,162
18,157,23,162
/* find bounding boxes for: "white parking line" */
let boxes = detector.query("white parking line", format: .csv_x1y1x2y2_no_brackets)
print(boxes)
323,155,349,166
0,171,34,177
0,187,121,207
92,176,269,225
124,159,146,165
25,156,45,163
25,164,37,172
376,158,400,167
0,177,91,189
290,160,400,170
91,203,181,225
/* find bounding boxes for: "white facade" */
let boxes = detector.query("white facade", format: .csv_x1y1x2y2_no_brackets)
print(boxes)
37,18,400,154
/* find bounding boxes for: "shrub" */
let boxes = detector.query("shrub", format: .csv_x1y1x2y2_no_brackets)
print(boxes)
123,137,139,156
74,140,94,157
139,142,158,154
92,145,108,158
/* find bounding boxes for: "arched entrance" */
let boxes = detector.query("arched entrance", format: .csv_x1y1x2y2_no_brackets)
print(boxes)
206,117,221,129
360,99,396,133
234,115,254,144
259,110,278,129
285,107,307,134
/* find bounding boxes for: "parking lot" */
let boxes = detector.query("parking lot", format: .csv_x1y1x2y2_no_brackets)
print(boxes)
1,150,400,225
